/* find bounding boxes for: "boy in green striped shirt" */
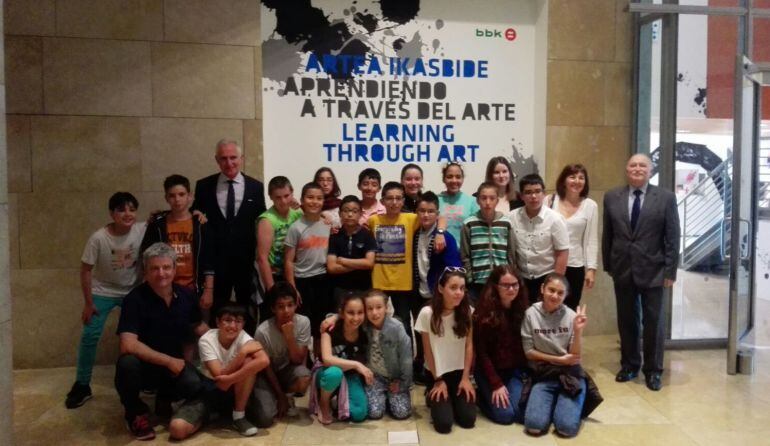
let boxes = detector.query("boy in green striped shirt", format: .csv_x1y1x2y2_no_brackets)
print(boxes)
460,182,517,302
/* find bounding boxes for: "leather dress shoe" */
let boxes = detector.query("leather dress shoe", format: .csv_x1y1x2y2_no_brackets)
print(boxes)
645,372,662,391
615,368,639,382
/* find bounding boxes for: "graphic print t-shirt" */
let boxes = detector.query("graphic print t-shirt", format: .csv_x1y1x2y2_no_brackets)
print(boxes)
368,213,418,291
284,217,330,278
81,223,146,298
166,218,195,289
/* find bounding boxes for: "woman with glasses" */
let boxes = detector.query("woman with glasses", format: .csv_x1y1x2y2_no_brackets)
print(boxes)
414,267,476,434
473,265,529,425
546,164,598,310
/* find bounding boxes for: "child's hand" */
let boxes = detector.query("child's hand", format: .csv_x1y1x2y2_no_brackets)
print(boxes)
558,353,581,366
280,320,295,338
574,304,588,332
319,315,337,333
491,385,510,408
81,304,99,325
429,379,448,402
214,373,233,391
458,377,476,403
192,210,208,224
388,380,400,394
276,393,289,418
200,289,213,310
357,364,374,385
167,357,186,377
434,233,446,252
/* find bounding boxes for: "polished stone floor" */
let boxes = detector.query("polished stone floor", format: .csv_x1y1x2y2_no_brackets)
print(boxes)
14,335,770,445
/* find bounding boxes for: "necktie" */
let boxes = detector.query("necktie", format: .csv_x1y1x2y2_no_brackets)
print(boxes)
226,180,235,220
631,189,642,231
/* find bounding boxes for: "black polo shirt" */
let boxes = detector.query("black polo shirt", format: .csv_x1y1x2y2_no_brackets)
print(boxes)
117,282,202,359
327,227,377,291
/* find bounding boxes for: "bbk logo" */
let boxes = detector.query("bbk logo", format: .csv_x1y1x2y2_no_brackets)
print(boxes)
475,27,517,41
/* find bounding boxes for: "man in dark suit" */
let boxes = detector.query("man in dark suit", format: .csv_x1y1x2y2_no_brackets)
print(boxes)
602,154,680,391
193,138,266,333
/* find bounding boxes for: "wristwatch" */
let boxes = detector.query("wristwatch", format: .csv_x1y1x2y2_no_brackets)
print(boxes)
436,229,445,235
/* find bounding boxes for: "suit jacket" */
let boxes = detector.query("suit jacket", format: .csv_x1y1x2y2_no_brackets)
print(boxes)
602,184,680,287
192,173,266,265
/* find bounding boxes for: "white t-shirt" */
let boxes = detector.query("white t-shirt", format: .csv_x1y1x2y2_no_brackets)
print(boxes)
198,329,254,377
81,223,146,298
414,306,473,377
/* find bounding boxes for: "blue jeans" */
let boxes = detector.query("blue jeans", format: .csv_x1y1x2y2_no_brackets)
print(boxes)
76,295,123,385
475,367,526,425
524,378,586,437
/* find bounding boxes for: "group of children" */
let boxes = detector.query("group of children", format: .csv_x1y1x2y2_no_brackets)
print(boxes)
67,159,600,440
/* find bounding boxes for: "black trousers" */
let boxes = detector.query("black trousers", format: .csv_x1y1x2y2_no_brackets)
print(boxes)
295,274,332,338
426,369,477,434
524,275,547,303
114,354,204,419
390,290,423,349
614,282,665,374
564,266,586,311
212,257,257,333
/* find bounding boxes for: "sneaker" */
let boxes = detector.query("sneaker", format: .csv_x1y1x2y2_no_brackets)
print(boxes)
233,417,258,437
286,394,299,417
126,413,155,441
65,382,92,409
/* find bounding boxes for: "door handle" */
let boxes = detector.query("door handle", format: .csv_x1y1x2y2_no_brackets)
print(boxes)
721,216,731,261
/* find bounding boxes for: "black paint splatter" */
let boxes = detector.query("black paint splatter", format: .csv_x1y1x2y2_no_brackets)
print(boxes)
261,0,369,79
677,73,684,82
393,38,405,50
353,12,379,33
694,88,706,106
379,0,420,24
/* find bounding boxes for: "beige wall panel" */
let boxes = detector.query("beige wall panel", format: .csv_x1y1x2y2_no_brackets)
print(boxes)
31,116,142,193
546,126,596,184
254,45,262,120
615,0,633,62
548,0,615,61
138,191,167,215
18,191,117,269
140,117,243,192
164,0,260,46
43,38,152,116
242,119,263,181
5,36,43,114
7,115,32,193
0,207,9,320
4,0,55,36
604,63,632,126
151,43,255,119
547,60,605,127
56,0,164,41
7,194,19,270
10,269,119,369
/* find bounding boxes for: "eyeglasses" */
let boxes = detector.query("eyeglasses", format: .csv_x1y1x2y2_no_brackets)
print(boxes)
417,209,438,215
383,196,405,202
496,282,520,290
219,317,245,326
522,189,543,196
439,266,467,281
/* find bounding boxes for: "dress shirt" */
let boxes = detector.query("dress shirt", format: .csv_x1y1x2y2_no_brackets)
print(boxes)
627,183,649,220
216,172,245,218
509,206,570,279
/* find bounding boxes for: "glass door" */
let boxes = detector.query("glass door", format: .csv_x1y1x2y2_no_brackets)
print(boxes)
727,57,762,374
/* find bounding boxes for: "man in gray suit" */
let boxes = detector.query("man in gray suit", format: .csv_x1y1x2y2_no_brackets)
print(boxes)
602,154,680,391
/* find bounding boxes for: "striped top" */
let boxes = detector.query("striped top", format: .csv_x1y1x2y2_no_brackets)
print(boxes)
460,212,517,285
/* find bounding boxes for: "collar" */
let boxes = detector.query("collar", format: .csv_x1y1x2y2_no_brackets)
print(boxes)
421,223,437,235
628,183,649,195
218,172,244,184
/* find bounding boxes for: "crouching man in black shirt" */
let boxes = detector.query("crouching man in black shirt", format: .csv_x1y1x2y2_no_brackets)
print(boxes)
115,242,209,441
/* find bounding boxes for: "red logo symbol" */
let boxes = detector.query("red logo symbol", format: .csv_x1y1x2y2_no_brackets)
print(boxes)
505,28,517,41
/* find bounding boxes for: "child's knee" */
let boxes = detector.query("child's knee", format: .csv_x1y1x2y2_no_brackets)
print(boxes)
318,367,343,391
554,418,581,437
168,419,195,440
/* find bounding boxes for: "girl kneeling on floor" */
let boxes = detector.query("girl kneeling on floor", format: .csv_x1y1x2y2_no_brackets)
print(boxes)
473,265,530,424
310,293,371,424
521,273,588,437
415,267,476,434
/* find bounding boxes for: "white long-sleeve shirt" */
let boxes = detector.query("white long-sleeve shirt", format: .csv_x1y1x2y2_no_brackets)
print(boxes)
552,195,599,270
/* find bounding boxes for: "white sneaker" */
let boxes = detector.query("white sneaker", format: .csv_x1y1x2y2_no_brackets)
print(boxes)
286,394,299,417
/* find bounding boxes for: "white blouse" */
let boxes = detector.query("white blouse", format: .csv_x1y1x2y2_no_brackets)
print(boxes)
552,195,598,270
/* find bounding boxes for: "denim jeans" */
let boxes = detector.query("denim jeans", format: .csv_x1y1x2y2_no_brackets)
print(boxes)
475,367,526,425
76,295,123,385
524,378,586,437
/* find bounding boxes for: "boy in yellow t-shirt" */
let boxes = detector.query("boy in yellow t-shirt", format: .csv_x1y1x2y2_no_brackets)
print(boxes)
368,182,447,334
